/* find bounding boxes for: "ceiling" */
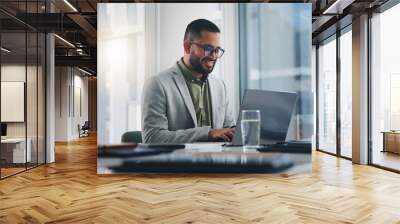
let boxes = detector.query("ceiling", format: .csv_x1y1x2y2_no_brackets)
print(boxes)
0,0,393,75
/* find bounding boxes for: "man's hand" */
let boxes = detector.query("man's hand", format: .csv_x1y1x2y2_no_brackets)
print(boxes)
208,128,235,142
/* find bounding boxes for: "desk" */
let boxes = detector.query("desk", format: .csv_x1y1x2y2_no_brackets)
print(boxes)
1,138,31,164
98,143,311,175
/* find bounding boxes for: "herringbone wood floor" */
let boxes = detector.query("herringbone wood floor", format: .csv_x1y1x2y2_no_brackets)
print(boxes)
1,135,400,224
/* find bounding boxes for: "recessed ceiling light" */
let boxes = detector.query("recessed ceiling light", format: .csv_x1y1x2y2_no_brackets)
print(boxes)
54,34,75,48
1,47,11,53
78,67,93,76
322,0,354,15
63,0,78,12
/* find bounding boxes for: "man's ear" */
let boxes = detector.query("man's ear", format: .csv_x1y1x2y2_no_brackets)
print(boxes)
183,41,191,54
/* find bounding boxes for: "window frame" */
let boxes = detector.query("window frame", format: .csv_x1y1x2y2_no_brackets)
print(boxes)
368,0,400,173
315,24,353,161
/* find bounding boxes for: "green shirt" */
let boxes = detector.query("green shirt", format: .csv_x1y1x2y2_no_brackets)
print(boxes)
177,59,213,127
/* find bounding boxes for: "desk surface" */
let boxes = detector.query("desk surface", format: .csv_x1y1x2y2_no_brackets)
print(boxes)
98,143,311,174
1,138,26,143
381,131,400,134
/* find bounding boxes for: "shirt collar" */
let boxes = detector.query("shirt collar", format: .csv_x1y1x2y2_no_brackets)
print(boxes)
178,58,208,83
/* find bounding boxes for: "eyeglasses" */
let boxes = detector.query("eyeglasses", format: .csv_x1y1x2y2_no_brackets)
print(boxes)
190,42,225,58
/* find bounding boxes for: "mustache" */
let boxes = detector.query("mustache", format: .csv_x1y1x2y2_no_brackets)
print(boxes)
201,57,216,62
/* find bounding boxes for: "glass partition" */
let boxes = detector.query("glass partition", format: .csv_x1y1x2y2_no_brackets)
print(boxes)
0,1,46,179
97,3,312,174
1,31,28,177
98,3,233,144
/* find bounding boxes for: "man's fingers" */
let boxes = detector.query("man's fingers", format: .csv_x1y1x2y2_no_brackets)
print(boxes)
225,131,234,138
225,128,235,138
221,134,230,142
224,135,230,142
210,128,236,141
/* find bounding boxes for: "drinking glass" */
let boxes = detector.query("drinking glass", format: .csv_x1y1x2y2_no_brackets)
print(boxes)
241,110,261,149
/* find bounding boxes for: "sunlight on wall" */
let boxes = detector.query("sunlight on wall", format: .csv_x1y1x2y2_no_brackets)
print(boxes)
98,3,145,144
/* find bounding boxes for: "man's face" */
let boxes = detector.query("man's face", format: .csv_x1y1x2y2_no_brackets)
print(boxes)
186,31,221,75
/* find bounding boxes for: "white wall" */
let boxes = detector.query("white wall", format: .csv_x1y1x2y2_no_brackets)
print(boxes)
159,3,223,71
73,73,89,137
55,67,69,141
98,3,146,144
1,65,36,137
1,66,26,135
55,67,89,141
1,82,25,122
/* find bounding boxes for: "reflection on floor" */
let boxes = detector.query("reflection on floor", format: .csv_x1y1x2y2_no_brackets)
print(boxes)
1,135,400,222
373,150,400,171
0,167,25,178
0,163,41,178
341,147,352,158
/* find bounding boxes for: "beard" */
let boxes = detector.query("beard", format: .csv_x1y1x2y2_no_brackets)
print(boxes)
189,52,216,76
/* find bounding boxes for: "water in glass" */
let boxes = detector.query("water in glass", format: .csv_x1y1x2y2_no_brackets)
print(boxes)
241,110,261,149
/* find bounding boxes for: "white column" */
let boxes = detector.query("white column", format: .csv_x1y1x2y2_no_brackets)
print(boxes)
45,1,55,163
46,33,55,163
352,14,369,164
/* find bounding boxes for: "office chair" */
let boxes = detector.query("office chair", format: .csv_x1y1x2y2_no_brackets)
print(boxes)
121,131,142,143
78,121,90,138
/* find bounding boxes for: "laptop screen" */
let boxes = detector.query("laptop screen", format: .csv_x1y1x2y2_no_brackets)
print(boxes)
231,89,298,145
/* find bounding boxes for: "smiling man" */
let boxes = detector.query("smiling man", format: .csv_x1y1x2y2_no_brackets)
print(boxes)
142,19,236,143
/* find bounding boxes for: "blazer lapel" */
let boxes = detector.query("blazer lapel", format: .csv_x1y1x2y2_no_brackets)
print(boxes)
208,76,218,129
172,66,197,127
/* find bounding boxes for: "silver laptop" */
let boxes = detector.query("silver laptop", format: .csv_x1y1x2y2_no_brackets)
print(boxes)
227,89,298,146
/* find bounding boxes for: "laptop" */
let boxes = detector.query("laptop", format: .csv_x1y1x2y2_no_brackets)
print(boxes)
226,89,298,146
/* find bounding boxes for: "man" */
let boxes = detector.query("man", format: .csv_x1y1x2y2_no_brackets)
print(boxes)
142,19,235,143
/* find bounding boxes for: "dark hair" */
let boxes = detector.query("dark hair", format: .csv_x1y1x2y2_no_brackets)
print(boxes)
184,19,220,41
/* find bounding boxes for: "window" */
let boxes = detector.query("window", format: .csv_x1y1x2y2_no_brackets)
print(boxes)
371,3,400,171
340,28,352,158
239,3,313,141
316,27,353,159
317,36,337,154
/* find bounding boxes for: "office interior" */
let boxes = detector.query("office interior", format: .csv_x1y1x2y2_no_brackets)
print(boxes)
1,0,400,222
0,0,97,179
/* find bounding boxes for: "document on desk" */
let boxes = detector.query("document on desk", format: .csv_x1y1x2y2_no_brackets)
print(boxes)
185,143,226,152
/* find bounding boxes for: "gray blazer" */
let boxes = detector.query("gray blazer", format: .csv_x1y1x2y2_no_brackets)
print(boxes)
141,63,235,143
